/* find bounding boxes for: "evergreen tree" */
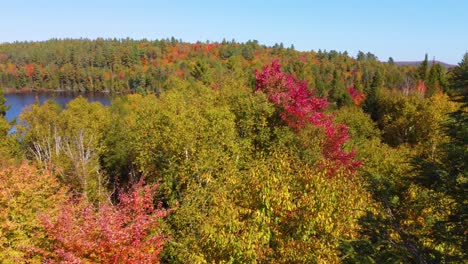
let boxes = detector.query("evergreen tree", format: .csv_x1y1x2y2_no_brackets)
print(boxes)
363,70,383,119
371,70,384,88
417,53,429,81
0,88,8,116
357,51,366,61
0,87,14,158
366,52,378,61
407,54,468,262
329,70,352,107
450,52,468,96
427,63,446,96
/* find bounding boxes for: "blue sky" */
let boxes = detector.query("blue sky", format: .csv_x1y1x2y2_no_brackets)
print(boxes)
1,0,467,64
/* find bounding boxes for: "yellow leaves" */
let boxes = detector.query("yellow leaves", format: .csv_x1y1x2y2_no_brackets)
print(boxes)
0,163,67,262
103,70,112,81
125,85,239,186
408,187,417,200
17,97,111,203
195,152,372,262
376,89,460,160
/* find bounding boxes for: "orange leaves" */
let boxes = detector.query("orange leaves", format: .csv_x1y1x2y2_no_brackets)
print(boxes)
103,70,112,81
164,44,189,63
159,43,221,67
24,63,35,77
348,86,365,106
118,71,125,80
175,69,185,77
199,43,219,56
5,63,17,76
0,163,67,262
140,57,149,67
0,53,8,63
416,79,427,95
41,180,169,263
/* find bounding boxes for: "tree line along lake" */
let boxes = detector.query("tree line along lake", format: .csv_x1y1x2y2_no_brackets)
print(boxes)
4,92,111,122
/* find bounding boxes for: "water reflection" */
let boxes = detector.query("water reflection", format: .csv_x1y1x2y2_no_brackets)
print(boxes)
5,92,111,122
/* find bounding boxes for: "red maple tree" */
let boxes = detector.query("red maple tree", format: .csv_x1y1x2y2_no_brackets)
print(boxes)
41,180,169,263
348,86,365,105
255,61,361,173
24,63,35,77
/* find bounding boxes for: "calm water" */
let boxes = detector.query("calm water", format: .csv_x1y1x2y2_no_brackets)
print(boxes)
5,92,111,122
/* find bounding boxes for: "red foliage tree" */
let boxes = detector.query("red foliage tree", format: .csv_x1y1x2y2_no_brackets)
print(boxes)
24,63,35,77
118,71,126,80
0,53,8,63
415,79,427,95
255,61,361,173
348,86,365,105
41,180,169,263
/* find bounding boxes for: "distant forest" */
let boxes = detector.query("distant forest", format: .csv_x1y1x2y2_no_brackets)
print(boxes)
0,38,466,263
0,38,447,98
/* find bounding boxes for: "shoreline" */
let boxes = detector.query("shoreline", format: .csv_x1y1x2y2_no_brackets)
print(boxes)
3,87,132,95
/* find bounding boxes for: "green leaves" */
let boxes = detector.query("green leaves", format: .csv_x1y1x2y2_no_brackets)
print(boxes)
374,89,457,151
4,45,466,262
18,97,111,203
169,151,371,263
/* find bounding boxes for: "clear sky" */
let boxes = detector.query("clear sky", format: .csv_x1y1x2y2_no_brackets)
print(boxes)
1,0,467,64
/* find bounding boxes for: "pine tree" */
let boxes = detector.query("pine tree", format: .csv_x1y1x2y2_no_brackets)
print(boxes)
450,52,468,96
0,88,12,155
407,53,468,262
427,62,447,96
356,51,366,61
417,53,429,81
0,88,8,116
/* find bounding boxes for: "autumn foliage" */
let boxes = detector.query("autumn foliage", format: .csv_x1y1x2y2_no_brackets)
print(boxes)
0,163,67,263
416,79,427,95
348,86,365,105
255,61,361,173
41,180,169,263
24,63,35,77
1,38,465,262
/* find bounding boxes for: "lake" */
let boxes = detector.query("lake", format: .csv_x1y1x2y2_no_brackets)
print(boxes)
5,92,111,122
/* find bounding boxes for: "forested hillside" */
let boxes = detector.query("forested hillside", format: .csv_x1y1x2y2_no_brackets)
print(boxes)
0,39,448,99
0,39,466,263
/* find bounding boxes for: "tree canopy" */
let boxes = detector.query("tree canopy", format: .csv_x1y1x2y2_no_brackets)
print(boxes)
0,39,465,263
